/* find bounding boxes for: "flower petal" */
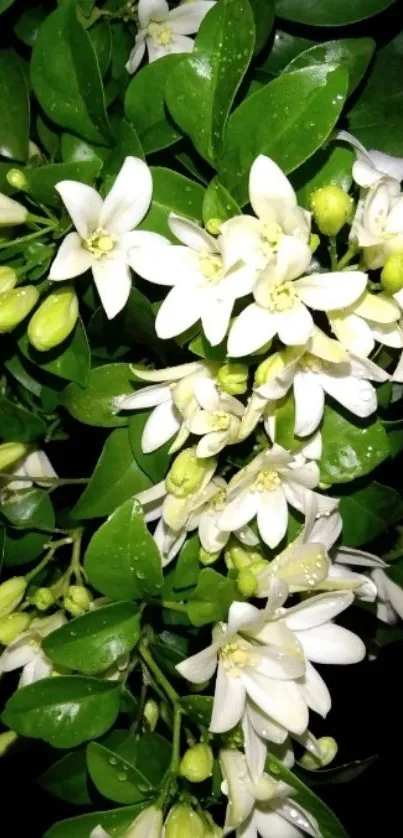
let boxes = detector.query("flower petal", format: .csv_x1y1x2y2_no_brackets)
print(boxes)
257,490,288,549
228,304,277,357
319,372,377,418
293,372,324,437
138,0,169,26
169,214,217,251
354,291,400,324
242,710,268,778
219,491,259,533
298,623,366,665
276,303,314,346
169,1,215,34
241,671,309,735
220,750,255,827
254,810,301,838
100,158,152,234
295,272,367,311
55,182,102,238
156,285,202,338
201,294,234,346
91,258,132,320
176,643,218,683
300,660,331,717
329,311,374,357
246,699,288,744
49,233,93,280
210,665,246,732
285,591,354,631
118,383,171,411
249,155,296,220
142,401,181,452
125,38,146,74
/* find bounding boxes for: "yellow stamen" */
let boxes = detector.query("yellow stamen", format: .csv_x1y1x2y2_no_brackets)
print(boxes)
199,254,223,283
84,227,117,259
148,22,173,46
252,468,281,492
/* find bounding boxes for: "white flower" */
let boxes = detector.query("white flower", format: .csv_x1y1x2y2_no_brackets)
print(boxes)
220,155,311,274
227,236,367,356
91,805,163,838
49,157,163,319
185,378,245,457
338,130,403,189
329,542,402,623
187,476,258,554
1,448,57,498
328,289,403,358
220,749,320,838
126,0,215,73
349,178,403,270
217,445,338,550
115,361,215,453
129,214,256,345
372,568,403,624
0,612,66,687
255,328,388,438
0,193,28,226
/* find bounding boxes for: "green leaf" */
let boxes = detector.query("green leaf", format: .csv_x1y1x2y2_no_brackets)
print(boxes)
166,0,255,165
60,363,134,427
90,20,112,77
87,742,153,804
0,397,46,442
19,319,91,387
104,120,144,184
174,535,200,591
188,333,227,361
29,160,103,207
88,287,163,355
43,602,141,675
187,568,238,626
128,412,172,483
275,0,396,25
284,38,375,96
202,178,241,225
259,30,314,75
125,55,182,154
0,0,16,13
14,6,47,46
339,482,401,547
181,695,214,727
348,32,403,157
294,143,355,209
0,50,30,161
31,3,111,144
266,754,348,838
2,489,55,566
84,498,163,600
73,429,151,520
39,749,91,806
248,0,274,55
61,134,106,165
139,167,205,240
219,65,349,205
2,676,120,748
320,407,390,484
45,805,146,838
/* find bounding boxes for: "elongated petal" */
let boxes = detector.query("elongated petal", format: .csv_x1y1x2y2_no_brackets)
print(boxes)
92,258,132,319
242,710,267,778
156,285,202,338
354,290,400,324
272,803,319,838
242,671,309,735
176,643,218,683
219,491,259,533
0,642,36,672
246,699,288,744
228,304,277,357
100,158,152,234
55,182,102,238
220,215,265,271
254,810,301,838
287,461,319,490
169,1,215,33
138,0,169,27
285,591,354,631
128,241,176,285
319,372,377,418
298,623,366,664
276,303,314,346
220,750,256,827
274,235,312,282
295,272,367,311
202,295,234,346
300,660,331,717
210,665,246,732
227,601,262,635
49,233,93,280
142,401,181,452
293,372,324,437
257,490,288,549
329,311,374,357
125,38,146,74
348,354,389,383
249,155,296,220
336,546,386,569
168,213,217,251
197,430,228,457
118,383,171,411
370,320,403,348
198,511,228,553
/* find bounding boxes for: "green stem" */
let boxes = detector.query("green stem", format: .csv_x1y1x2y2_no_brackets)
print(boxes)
27,213,57,227
0,473,89,486
24,536,72,583
336,244,359,271
70,528,84,583
170,703,183,775
139,640,180,706
0,226,54,250
162,600,188,614
328,237,338,271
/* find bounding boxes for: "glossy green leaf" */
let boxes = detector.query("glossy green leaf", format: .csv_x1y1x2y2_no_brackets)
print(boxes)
0,50,29,161
43,602,141,675
0,397,46,442
320,407,390,484
181,695,214,727
60,363,134,427
284,38,375,96
125,55,182,154
84,498,163,600
88,287,164,358
61,133,106,165
129,412,172,483
266,754,348,838
173,535,200,591
2,489,54,566
248,0,275,55
14,6,46,46
87,742,153,804
275,0,396,26
19,320,91,387
90,20,112,77
259,30,314,75
202,178,241,225
0,0,16,13
139,167,205,240
348,32,403,156
294,143,355,209
104,120,144,184
44,804,146,838
187,568,238,626
73,429,150,519
29,160,102,207
39,749,91,806
219,65,349,205
2,676,120,748
31,3,111,144
339,482,401,547
166,0,255,164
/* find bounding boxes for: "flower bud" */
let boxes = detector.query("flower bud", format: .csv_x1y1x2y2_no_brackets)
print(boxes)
64,585,93,616
143,699,159,731
166,448,214,498
126,805,163,838
300,736,338,770
254,353,285,387
0,612,31,645
204,814,223,838
0,441,28,471
217,362,248,395
0,285,39,333
180,743,214,783
309,185,354,236
0,730,18,757
199,546,221,566
237,567,258,597
6,169,29,192
165,805,205,838
0,577,27,618
309,233,320,254
205,217,222,235
224,541,263,571
28,285,79,352
0,266,17,293
31,587,55,612
381,250,403,295
0,193,28,226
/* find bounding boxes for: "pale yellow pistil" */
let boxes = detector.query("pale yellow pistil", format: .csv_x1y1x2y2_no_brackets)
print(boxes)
199,254,224,284
211,410,231,431
221,639,257,676
210,488,227,512
148,22,173,46
299,352,324,374
252,468,281,493
261,221,283,255
85,227,117,260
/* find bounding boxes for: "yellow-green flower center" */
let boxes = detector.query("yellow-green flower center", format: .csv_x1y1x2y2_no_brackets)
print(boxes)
259,280,297,313
252,468,281,492
210,488,227,511
262,221,283,251
148,22,173,45
220,638,257,676
299,352,324,373
85,227,116,259
199,254,224,284
211,410,231,431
